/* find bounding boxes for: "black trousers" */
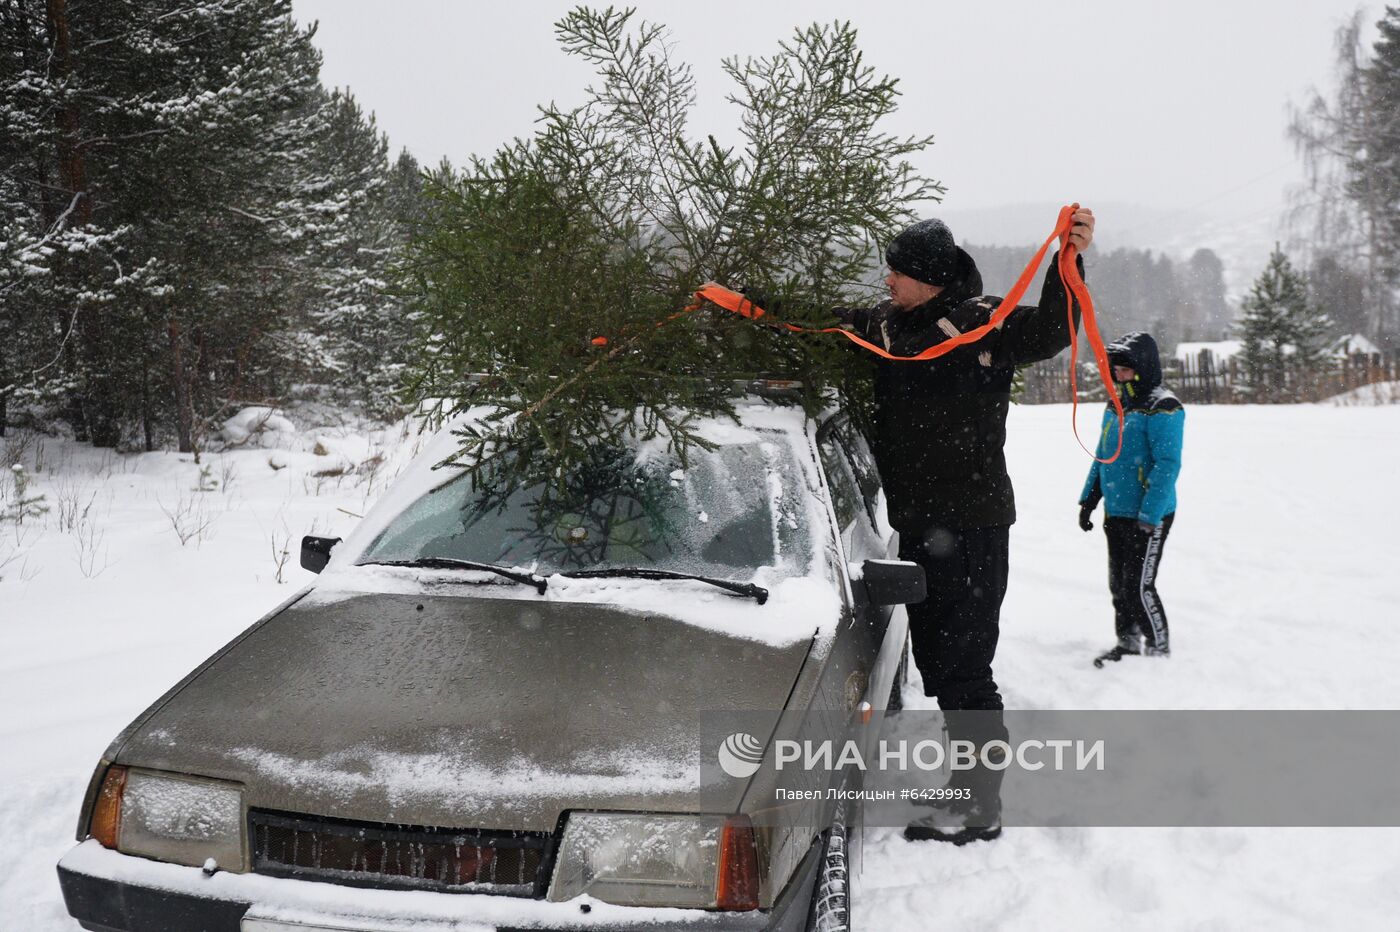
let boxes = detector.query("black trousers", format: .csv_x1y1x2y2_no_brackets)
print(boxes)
898,525,1010,817
898,525,1010,711
1104,513,1174,654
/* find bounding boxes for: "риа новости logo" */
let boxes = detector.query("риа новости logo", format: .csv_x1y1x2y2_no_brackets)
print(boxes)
717,733,764,778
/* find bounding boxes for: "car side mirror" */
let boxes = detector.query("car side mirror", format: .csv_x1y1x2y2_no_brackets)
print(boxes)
861,559,926,606
300,536,341,574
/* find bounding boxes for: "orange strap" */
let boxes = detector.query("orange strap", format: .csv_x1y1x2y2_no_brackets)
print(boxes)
689,205,1123,463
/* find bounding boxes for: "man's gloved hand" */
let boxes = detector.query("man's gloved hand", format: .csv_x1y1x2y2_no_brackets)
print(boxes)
1136,520,1156,534
737,287,772,313
1078,504,1094,532
831,305,856,324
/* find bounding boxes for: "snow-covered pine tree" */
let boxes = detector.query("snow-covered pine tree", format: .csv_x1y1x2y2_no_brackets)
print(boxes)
1,5,45,437
385,149,426,232
1284,273,1335,391
0,174,56,438
363,148,426,416
0,0,134,443
1148,252,1187,353
402,9,940,500
1182,249,1231,341
107,0,334,453
2,0,363,451
1238,246,1330,399
1239,249,1296,393
1361,5,1400,334
298,90,421,419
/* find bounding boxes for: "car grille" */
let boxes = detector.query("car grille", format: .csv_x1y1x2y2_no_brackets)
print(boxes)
248,809,552,896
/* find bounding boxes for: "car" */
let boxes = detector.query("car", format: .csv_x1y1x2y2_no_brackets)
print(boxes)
56,384,924,932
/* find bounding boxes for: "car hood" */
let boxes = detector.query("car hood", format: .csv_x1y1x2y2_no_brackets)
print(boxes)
118,591,814,832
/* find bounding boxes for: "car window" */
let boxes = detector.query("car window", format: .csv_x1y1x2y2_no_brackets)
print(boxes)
830,419,882,529
358,430,817,579
817,429,864,536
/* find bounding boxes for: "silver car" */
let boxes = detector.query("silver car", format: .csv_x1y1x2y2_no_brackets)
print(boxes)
57,391,923,932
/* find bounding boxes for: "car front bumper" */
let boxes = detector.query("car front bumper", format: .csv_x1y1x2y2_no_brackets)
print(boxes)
57,839,822,932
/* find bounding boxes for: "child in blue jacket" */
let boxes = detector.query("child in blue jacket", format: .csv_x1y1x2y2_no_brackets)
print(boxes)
1078,331,1184,666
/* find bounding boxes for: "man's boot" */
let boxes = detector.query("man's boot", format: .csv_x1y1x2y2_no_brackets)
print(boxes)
903,791,1002,845
905,712,1005,844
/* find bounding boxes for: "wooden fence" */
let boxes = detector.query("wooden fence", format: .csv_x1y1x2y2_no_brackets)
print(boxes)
1019,353,1400,405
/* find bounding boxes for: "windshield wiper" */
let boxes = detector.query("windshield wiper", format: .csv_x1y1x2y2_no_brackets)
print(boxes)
559,568,768,604
358,558,548,594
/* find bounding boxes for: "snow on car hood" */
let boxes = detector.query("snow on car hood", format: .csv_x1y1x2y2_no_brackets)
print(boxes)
117,592,815,832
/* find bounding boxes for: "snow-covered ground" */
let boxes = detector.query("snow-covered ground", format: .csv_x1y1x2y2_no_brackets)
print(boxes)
0,411,427,928
858,403,1400,931
3,403,1398,929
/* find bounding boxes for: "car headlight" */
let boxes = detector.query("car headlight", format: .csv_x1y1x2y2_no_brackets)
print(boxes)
90,765,246,872
547,812,759,910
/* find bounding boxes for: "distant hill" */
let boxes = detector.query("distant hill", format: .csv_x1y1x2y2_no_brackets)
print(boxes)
936,201,1286,302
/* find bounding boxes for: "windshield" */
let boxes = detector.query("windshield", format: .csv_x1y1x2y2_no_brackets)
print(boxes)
358,429,817,580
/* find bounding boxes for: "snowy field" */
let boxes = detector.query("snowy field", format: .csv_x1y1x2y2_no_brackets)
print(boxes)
2,403,1399,930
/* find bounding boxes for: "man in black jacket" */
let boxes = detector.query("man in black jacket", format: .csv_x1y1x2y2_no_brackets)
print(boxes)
837,208,1095,843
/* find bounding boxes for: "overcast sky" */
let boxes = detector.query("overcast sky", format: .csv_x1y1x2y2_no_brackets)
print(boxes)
290,0,1375,234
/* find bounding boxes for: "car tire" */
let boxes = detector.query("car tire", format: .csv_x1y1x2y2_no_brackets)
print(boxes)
886,632,909,711
807,804,851,932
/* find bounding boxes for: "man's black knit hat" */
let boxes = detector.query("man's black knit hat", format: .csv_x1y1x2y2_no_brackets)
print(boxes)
886,218,962,287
